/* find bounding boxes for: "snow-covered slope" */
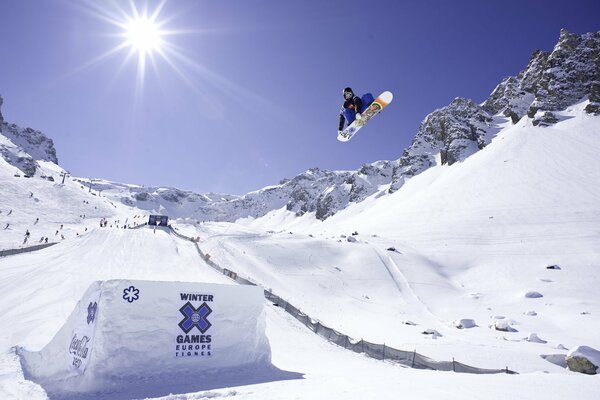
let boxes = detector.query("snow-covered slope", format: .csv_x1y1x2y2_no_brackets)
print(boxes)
236,99,600,371
0,156,139,250
2,226,599,399
2,100,599,398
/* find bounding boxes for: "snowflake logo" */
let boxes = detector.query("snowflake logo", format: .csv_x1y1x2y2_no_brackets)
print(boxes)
122,286,140,303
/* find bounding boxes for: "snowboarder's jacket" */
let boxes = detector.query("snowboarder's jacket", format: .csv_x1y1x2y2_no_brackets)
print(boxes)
339,93,375,130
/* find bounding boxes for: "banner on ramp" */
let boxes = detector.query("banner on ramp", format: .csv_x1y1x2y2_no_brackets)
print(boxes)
18,280,271,396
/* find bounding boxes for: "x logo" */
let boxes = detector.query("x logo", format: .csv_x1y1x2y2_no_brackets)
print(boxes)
87,302,98,325
178,302,212,333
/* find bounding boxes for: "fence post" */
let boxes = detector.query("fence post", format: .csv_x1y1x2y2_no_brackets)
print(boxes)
383,343,386,361
412,350,416,368
453,357,456,372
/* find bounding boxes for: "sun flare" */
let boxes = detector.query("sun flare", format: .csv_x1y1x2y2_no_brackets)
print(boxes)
75,0,230,100
125,16,163,54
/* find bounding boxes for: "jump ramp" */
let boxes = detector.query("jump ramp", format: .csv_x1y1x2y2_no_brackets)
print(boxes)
18,280,277,399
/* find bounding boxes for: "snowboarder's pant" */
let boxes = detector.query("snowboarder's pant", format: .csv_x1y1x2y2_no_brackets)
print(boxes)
343,93,375,125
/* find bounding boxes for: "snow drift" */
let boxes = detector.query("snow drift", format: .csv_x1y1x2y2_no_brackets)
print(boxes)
18,279,272,398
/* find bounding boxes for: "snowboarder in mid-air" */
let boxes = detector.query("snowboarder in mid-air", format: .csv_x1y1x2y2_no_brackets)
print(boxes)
338,87,374,136
337,88,394,142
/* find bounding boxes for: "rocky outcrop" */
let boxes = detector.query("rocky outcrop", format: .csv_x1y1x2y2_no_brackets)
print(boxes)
389,98,492,192
585,81,600,115
528,30,600,120
2,125,58,164
484,29,600,126
0,95,59,176
388,29,600,193
483,49,548,122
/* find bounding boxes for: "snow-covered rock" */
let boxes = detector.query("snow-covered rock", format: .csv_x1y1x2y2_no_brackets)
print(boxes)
492,320,516,332
454,319,477,329
422,329,442,339
566,346,600,375
524,333,547,343
525,291,544,299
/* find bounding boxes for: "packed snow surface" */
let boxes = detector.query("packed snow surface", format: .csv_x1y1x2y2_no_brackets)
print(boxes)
1,103,600,398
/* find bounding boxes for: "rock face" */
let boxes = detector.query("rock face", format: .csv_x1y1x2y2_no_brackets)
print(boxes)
586,81,600,115
389,97,492,192
485,29,600,125
0,95,59,176
529,30,600,119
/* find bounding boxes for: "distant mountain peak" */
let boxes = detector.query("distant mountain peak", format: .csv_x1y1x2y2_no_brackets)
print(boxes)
0,95,59,176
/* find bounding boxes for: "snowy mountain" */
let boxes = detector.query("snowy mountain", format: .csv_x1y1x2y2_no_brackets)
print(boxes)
110,29,600,221
0,95,59,177
88,163,395,222
389,29,600,192
1,30,598,227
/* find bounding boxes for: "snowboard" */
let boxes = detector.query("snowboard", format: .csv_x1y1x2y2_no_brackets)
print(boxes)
337,91,393,142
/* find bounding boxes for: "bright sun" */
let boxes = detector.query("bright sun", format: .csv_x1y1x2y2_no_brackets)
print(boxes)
77,0,200,91
125,17,163,54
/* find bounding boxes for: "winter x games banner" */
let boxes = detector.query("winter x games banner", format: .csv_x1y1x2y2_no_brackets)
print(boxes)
19,280,272,395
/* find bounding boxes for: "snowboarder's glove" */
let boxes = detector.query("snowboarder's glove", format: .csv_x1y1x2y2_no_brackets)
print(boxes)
355,113,362,120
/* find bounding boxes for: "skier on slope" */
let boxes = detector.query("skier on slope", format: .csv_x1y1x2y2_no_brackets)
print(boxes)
338,87,374,135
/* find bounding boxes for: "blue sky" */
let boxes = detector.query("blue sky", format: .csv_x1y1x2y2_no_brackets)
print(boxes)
1,0,599,194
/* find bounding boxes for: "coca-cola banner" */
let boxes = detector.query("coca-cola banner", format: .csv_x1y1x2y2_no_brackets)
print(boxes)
68,287,101,374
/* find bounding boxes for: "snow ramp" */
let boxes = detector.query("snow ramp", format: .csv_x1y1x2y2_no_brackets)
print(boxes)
17,279,281,399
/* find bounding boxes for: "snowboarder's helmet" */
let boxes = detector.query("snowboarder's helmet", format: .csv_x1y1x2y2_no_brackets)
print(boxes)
343,87,354,100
